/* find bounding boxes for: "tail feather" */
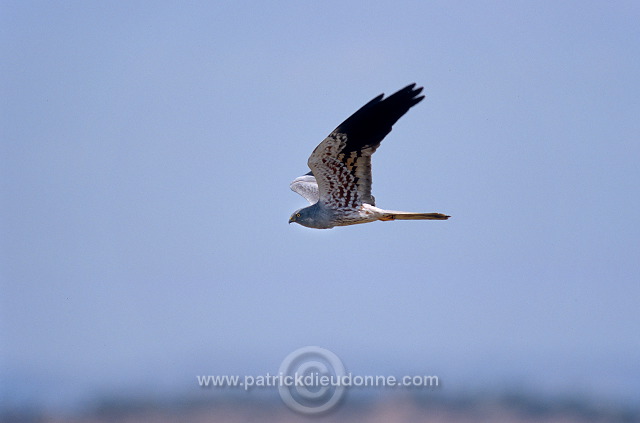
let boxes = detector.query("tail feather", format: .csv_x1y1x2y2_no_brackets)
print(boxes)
380,211,450,221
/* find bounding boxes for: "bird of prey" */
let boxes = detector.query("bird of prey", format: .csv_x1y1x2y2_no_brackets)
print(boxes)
289,83,450,229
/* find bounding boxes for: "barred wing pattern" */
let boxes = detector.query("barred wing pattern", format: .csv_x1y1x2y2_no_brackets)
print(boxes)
307,133,377,209
306,84,424,210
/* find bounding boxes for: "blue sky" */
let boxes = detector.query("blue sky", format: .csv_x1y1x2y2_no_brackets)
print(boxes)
2,0,639,412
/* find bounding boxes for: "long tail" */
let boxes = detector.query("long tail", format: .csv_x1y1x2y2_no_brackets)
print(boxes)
379,211,450,221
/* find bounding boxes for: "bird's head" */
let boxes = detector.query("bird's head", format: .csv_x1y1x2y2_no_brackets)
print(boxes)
289,205,322,228
289,207,306,226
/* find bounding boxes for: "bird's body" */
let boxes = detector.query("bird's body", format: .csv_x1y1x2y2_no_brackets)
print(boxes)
289,83,449,229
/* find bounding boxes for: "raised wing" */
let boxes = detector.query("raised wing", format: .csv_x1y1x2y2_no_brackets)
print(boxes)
307,83,424,210
290,171,319,204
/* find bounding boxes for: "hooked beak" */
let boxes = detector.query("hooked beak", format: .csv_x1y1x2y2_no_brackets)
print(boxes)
288,216,294,224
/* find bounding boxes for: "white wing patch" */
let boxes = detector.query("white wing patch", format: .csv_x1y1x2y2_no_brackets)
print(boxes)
290,173,319,204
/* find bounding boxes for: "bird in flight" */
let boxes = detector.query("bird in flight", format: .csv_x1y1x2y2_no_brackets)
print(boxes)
289,83,450,229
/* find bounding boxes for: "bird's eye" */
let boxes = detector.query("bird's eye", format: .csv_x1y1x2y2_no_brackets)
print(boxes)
296,213,301,217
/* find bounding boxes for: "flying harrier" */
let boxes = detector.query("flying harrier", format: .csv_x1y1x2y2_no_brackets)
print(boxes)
289,83,450,229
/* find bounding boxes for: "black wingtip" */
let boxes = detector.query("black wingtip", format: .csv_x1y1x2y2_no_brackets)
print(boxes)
400,83,423,94
332,82,427,153
361,93,385,109
395,83,424,97
379,83,423,103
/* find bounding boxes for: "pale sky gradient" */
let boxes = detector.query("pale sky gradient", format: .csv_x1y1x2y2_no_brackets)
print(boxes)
2,0,639,412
